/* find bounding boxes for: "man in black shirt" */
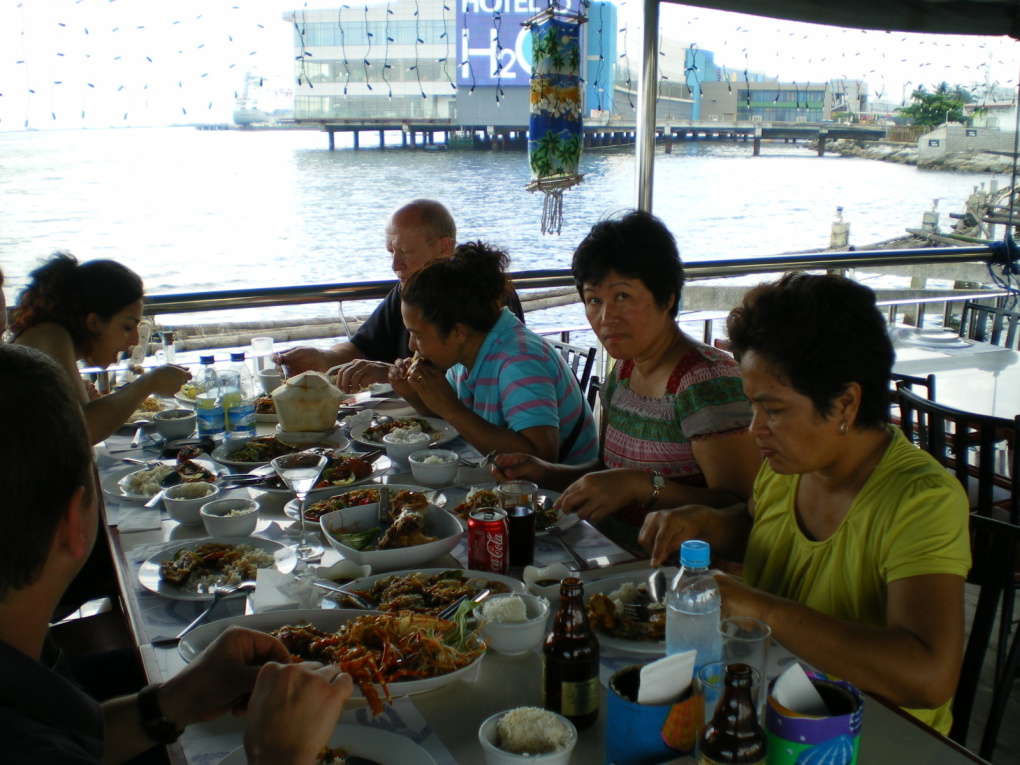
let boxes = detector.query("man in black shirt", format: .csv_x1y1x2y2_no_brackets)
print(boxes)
0,344,353,764
276,198,523,391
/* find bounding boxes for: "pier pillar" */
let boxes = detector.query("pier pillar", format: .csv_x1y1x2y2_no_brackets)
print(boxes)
410,131,416,148
664,132,672,154
817,130,828,156
401,131,407,147
379,130,385,148
752,126,762,157
327,131,335,151
353,131,360,149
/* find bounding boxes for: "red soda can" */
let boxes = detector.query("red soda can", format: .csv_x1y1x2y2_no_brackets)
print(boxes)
467,508,509,575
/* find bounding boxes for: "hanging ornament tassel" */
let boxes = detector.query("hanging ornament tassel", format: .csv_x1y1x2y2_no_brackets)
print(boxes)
524,3,586,235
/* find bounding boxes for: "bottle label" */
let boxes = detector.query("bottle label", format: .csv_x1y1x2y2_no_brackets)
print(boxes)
699,754,765,765
559,677,599,717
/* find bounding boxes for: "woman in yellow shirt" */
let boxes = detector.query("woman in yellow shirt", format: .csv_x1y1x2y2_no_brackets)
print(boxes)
640,272,970,733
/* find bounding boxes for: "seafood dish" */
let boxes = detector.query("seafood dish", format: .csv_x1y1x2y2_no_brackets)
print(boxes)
334,569,512,614
586,581,665,642
254,394,276,414
304,488,427,523
259,449,376,491
118,447,217,498
158,542,275,593
450,487,500,520
223,435,303,463
361,416,440,444
270,611,485,714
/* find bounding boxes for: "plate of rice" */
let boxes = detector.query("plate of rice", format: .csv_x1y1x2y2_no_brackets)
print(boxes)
138,537,290,601
349,416,457,448
101,459,222,502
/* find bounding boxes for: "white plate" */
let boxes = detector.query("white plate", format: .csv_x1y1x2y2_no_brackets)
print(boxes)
284,482,448,521
332,567,527,610
584,571,670,655
444,482,573,531
137,536,292,601
218,724,436,765
320,504,463,572
350,416,458,448
179,608,484,702
211,432,351,470
101,460,223,503
258,454,392,502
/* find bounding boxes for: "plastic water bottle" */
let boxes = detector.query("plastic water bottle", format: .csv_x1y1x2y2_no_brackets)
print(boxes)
195,355,225,438
224,352,256,439
666,539,722,672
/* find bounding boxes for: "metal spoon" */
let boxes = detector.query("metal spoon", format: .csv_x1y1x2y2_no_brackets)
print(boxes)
370,412,394,431
150,581,256,647
543,524,590,571
647,568,668,605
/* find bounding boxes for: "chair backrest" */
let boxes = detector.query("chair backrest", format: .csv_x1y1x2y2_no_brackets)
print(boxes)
544,338,596,399
895,383,1020,525
888,372,935,423
959,301,1020,349
950,513,1020,760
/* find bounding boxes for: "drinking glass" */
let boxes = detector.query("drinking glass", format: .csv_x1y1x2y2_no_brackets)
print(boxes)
251,336,274,375
720,617,772,715
497,480,538,567
271,452,328,562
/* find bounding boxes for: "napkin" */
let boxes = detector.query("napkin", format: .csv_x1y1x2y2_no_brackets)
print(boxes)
637,650,697,705
251,568,321,613
314,559,372,581
522,562,572,594
771,662,829,716
118,506,163,533
346,409,372,433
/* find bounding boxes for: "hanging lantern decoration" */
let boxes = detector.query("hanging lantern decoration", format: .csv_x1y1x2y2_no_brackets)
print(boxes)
524,2,586,235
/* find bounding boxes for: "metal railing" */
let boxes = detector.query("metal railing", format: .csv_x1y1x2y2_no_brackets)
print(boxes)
143,246,1002,318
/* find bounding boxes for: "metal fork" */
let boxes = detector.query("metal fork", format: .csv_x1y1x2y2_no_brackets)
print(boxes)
378,485,391,527
622,602,651,621
150,581,256,647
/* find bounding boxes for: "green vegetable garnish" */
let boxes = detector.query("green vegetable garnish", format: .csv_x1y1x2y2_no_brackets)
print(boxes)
330,527,380,550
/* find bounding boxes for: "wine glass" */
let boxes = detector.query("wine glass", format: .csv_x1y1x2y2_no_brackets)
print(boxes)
271,451,328,562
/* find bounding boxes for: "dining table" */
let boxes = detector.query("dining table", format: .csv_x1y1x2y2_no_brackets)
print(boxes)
94,401,991,765
891,325,1020,419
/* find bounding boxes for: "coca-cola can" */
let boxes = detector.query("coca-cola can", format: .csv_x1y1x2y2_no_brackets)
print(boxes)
467,508,509,575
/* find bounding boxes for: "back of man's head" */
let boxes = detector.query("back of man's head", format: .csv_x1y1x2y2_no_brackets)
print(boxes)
400,199,456,242
0,345,92,599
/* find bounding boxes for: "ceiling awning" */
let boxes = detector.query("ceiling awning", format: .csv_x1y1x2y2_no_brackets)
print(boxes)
665,0,1020,39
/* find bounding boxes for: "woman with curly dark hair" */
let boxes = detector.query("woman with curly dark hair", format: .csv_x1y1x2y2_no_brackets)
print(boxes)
11,253,191,443
390,241,598,464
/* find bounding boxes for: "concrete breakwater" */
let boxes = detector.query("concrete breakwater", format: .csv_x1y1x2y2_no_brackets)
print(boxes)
815,138,1017,174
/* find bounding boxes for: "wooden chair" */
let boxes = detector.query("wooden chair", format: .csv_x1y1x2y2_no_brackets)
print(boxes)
888,372,935,426
950,514,1020,761
896,383,1020,679
544,338,596,400
959,301,1020,349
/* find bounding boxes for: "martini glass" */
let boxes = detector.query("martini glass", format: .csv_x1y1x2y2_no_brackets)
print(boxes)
271,451,328,562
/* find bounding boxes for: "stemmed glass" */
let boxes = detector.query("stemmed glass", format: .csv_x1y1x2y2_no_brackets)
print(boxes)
271,451,328,562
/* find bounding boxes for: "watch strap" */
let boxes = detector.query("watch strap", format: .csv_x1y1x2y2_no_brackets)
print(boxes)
644,471,664,510
137,683,182,745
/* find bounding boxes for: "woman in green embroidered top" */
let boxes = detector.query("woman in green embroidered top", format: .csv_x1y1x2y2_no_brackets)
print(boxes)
493,211,761,551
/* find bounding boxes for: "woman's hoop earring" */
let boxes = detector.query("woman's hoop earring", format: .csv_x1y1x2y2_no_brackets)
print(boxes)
839,420,848,435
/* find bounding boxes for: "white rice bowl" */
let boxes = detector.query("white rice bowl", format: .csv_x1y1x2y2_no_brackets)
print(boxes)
497,707,572,754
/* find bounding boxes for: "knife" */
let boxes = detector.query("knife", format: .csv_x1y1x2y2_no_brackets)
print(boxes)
311,581,373,609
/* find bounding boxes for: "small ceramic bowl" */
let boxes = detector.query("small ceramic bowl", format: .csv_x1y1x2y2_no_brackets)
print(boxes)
152,408,197,440
200,497,259,537
522,563,572,600
163,482,220,526
408,449,459,486
382,431,432,467
478,593,551,656
478,709,578,765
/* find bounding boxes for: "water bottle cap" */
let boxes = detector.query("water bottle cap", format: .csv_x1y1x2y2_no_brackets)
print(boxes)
679,540,711,568
230,352,246,361
199,355,215,365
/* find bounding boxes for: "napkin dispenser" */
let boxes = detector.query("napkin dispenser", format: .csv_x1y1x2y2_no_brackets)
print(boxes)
273,371,344,433
605,653,700,765
764,664,863,765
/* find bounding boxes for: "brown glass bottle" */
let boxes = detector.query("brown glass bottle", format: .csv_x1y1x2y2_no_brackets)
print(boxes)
699,663,767,765
542,577,600,729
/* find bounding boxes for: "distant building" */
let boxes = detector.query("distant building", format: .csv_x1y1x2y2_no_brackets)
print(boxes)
964,100,1019,130
279,1,707,129
699,79,868,122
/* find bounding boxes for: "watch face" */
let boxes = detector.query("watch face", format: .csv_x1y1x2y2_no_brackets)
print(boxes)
652,473,666,489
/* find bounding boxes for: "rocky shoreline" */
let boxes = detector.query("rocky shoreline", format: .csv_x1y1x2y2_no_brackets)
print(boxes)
816,138,1016,173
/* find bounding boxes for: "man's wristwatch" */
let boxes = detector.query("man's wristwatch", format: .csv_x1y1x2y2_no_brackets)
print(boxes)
137,683,182,745
645,471,666,509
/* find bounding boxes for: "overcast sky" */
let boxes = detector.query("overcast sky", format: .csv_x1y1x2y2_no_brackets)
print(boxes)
1,0,1017,131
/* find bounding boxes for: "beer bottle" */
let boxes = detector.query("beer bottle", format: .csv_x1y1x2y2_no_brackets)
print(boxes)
542,577,600,729
699,663,766,765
